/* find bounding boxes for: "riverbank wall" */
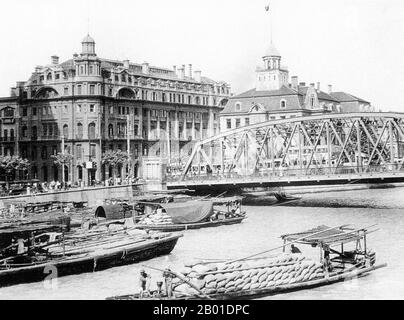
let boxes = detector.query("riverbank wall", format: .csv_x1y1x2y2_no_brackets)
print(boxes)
0,183,143,208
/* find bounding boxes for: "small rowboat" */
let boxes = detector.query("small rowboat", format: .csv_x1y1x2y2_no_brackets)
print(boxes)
134,215,246,232
0,231,182,288
106,224,386,300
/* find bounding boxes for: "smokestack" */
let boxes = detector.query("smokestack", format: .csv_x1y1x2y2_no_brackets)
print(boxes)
194,70,201,82
51,55,59,65
188,64,193,78
328,84,333,94
291,76,298,90
317,82,320,91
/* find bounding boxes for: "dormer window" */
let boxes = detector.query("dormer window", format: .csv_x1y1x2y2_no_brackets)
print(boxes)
235,102,242,111
310,95,315,108
280,100,286,109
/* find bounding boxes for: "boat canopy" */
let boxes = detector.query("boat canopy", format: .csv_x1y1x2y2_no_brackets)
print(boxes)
280,225,365,246
160,200,214,224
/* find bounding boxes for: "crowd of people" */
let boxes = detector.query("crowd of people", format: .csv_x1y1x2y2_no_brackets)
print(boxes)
0,175,141,197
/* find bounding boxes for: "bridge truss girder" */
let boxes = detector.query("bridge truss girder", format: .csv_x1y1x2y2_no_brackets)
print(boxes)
174,113,404,181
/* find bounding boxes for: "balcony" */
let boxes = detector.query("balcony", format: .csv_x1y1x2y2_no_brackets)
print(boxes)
0,137,15,142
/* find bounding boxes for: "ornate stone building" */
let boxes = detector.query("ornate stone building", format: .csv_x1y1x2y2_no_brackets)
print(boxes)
0,35,231,184
220,41,373,132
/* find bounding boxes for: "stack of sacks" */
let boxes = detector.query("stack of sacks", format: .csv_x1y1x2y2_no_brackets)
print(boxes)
173,253,325,296
139,209,173,225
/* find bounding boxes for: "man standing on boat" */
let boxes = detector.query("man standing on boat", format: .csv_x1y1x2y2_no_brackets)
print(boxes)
138,269,151,298
290,244,301,254
163,268,175,298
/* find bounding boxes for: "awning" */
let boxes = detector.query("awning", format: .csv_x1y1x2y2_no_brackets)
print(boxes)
281,225,363,246
160,200,214,224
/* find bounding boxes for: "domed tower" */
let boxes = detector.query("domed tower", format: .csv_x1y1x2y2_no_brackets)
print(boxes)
75,34,101,80
81,34,96,56
255,41,289,91
263,42,281,70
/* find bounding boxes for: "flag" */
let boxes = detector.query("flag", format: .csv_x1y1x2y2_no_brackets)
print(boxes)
265,4,270,11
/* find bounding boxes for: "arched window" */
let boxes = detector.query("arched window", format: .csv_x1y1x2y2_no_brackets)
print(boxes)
195,96,201,105
88,123,96,140
63,124,69,138
108,124,114,137
236,102,242,111
280,100,286,109
47,73,52,81
77,123,83,139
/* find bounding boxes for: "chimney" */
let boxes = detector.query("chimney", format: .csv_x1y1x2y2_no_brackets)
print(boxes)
123,59,130,69
188,64,193,78
142,62,149,74
173,65,177,76
328,84,333,94
310,83,315,88
317,82,321,91
299,82,306,87
178,66,185,79
194,70,202,82
51,55,59,65
291,76,298,90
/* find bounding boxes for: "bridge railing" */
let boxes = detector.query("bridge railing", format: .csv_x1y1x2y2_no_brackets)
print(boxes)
166,164,404,184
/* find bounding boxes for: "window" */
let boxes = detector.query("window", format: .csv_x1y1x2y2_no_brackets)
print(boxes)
280,100,286,109
310,95,315,108
32,126,37,139
4,108,14,117
88,123,96,140
235,103,241,111
108,124,114,137
77,123,83,138
80,66,84,75
63,124,68,138
22,126,28,138
77,85,82,95
245,118,250,126
76,104,82,113
89,65,94,75
41,147,47,159
90,104,95,112
32,107,37,116
90,85,95,95
47,73,52,81
76,145,82,159
235,119,241,128
109,88,113,96
63,105,68,113
109,106,113,114
90,144,96,158
55,74,60,80
22,107,27,116
226,119,232,129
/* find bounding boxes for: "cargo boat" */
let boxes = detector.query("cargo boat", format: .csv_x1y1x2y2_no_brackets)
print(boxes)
107,225,386,300
0,228,182,288
133,197,246,232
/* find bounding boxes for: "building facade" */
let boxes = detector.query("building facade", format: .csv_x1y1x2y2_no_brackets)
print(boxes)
220,42,373,132
0,35,231,184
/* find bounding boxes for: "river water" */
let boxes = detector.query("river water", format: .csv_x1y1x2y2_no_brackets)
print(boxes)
0,187,404,300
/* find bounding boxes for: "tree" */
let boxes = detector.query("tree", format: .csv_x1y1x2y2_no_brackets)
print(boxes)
51,152,74,184
102,150,129,180
0,156,31,185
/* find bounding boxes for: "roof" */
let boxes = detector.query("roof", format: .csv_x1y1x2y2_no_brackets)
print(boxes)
280,225,364,246
82,34,95,43
232,86,298,99
330,92,370,104
298,87,340,103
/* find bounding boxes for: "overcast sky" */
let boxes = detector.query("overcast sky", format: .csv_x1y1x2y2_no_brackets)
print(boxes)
0,0,403,111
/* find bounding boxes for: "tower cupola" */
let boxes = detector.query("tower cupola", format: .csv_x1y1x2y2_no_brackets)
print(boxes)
81,34,96,56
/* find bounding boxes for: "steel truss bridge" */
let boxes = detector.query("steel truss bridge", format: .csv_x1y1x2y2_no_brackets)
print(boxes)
166,113,404,192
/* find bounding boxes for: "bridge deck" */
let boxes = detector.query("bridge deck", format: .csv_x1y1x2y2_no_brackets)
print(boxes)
167,171,404,191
